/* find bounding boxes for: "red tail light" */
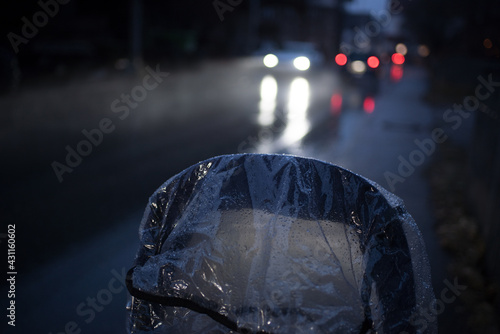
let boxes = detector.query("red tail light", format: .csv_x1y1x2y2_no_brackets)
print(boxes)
335,53,347,66
367,56,380,69
391,53,405,65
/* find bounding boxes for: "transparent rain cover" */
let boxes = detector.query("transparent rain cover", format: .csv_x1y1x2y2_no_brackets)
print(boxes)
126,154,436,334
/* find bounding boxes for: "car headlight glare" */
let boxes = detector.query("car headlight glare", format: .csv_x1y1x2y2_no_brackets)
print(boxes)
293,56,310,71
263,54,279,68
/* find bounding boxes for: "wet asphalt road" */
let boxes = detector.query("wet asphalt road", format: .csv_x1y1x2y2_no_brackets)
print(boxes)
1,59,464,333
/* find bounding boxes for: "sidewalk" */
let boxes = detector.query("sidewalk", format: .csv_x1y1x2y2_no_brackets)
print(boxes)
293,64,469,333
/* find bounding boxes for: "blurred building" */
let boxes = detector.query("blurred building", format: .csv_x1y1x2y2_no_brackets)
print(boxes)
1,0,348,83
256,0,343,59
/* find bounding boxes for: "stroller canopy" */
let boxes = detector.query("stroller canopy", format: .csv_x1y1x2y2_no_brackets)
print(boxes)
126,154,435,333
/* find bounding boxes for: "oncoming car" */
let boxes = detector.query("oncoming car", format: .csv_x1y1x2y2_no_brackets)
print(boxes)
253,41,324,72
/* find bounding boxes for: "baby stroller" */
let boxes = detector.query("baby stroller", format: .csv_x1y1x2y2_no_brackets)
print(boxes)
126,154,435,333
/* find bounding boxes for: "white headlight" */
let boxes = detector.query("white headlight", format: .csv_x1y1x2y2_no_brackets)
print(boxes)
263,54,279,68
293,56,310,71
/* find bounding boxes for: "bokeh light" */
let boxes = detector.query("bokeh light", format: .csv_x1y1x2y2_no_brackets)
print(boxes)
330,93,342,114
263,54,279,68
395,43,408,56
391,53,405,65
390,65,404,82
484,38,493,49
363,96,375,113
350,60,366,74
367,56,380,69
293,56,310,71
417,45,430,57
335,53,348,66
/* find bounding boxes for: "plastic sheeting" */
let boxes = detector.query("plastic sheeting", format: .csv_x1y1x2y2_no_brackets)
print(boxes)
126,154,436,333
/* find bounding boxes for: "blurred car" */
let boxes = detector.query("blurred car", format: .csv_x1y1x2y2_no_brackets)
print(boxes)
253,41,325,72
336,52,381,84
331,51,381,113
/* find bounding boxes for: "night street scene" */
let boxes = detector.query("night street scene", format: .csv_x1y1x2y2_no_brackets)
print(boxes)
1,0,500,333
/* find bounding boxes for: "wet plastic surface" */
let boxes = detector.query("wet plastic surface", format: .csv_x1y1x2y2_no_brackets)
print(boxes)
126,154,436,333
